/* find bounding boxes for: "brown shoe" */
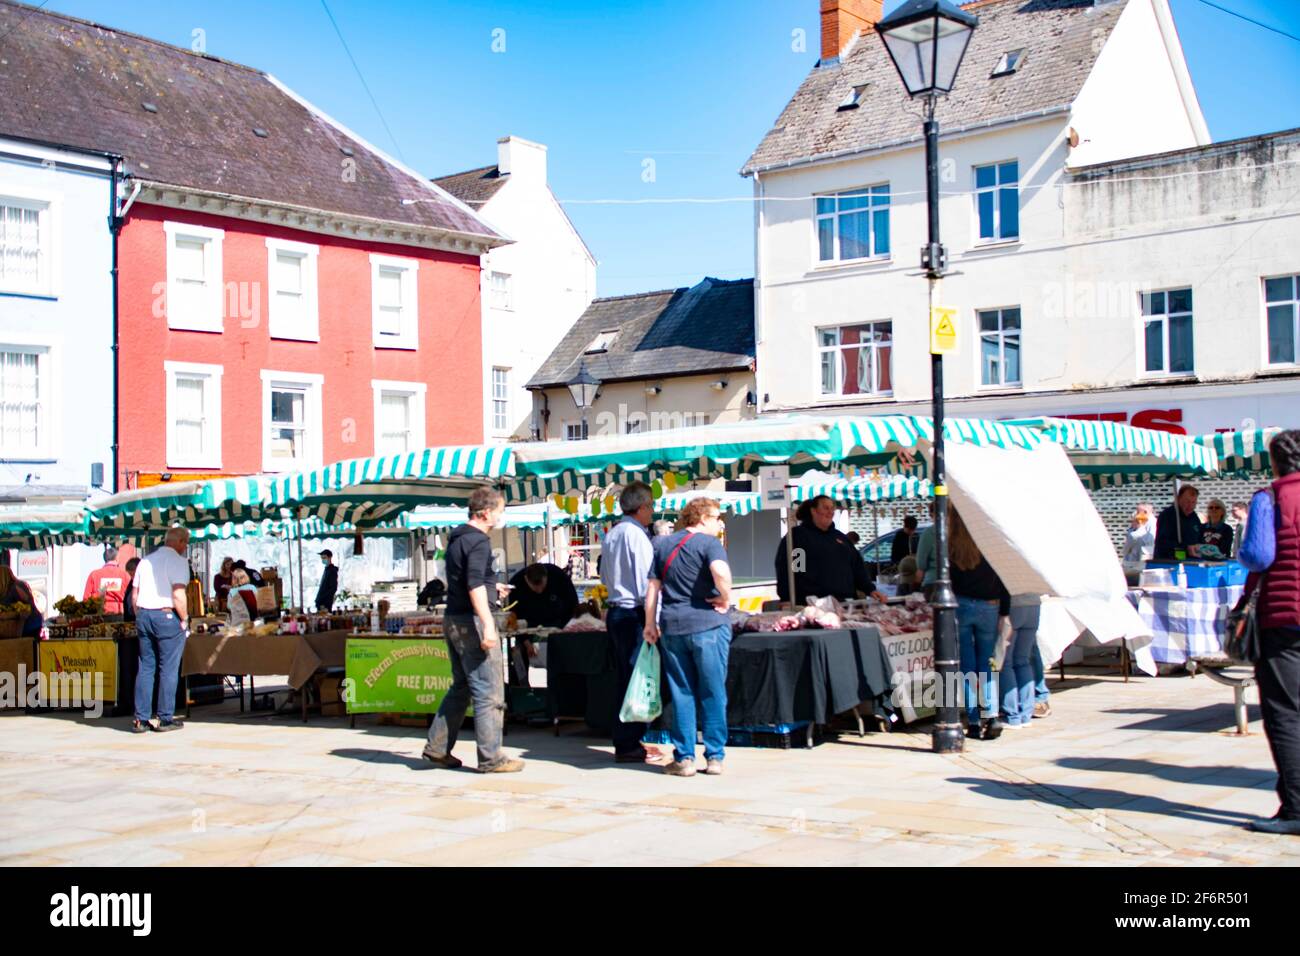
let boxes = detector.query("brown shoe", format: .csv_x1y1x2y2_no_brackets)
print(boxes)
663,760,697,777
479,758,525,773
704,759,724,776
422,751,463,769
1032,701,1052,719
615,748,649,763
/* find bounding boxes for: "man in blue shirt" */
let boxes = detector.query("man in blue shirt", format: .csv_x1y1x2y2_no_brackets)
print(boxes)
600,481,655,762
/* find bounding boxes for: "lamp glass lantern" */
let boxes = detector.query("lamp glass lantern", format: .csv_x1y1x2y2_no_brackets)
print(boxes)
877,0,978,96
565,361,601,426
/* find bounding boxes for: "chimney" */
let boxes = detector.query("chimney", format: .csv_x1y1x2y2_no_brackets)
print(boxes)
820,0,884,61
497,135,547,185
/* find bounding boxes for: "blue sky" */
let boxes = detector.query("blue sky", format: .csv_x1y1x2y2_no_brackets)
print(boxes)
34,0,1300,296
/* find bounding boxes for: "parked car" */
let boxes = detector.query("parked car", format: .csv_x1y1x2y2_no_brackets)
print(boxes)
858,524,932,577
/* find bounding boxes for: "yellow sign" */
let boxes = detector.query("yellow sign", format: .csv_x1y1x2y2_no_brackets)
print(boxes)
930,307,958,354
38,640,117,703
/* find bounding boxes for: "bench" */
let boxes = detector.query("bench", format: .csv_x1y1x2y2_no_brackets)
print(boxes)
1186,655,1256,735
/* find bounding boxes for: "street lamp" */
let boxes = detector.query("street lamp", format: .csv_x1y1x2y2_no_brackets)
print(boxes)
565,360,600,439
877,0,977,755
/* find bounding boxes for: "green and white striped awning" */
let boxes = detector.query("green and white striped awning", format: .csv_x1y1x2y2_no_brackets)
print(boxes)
0,507,92,549
88,477,280,533
405,504,582,531
657,490,762,517
1007,417,1218,478
790,475,933,504
1193,428,1282,476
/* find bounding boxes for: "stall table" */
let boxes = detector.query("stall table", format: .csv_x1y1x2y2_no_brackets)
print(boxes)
181,630,350,718
1124,585,1243,665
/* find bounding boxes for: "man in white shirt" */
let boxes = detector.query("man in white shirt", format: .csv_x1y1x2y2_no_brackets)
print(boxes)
131,527,192,733
600,482,655,762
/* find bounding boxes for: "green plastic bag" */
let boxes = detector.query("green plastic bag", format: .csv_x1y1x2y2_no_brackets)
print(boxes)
619,640,662,724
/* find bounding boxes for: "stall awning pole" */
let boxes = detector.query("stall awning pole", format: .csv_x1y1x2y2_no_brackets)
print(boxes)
296,521,305,610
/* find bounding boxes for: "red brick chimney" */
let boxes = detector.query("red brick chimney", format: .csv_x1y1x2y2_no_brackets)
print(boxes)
821,0,884,60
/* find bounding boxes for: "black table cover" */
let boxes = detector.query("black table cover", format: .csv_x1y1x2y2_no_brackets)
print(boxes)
725,627,891,727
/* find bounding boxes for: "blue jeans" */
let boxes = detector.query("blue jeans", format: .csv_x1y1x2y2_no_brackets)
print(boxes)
1032,644,1049,704
607,605,648,755
425,616,507,769
1001,604,1040,725
660,622,731,763
957,597,999,726
134,607,187,723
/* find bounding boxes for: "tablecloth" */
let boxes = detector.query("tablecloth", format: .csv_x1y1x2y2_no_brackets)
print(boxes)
1124,586,1243,665
181,631,349,688
726,627,890,727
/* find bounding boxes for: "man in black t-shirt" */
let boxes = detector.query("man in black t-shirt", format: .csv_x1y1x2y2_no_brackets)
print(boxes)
423,486,523,774
506,563,578,686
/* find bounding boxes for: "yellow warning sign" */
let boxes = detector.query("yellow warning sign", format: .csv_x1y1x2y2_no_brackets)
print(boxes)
930,306,958,355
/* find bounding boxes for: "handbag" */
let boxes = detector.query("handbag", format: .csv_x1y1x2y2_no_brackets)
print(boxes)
1223,489,1277,663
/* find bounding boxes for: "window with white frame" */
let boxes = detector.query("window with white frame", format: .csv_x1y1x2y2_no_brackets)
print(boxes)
261,371,323,471
816,185,890,263
372,380,426,456
565,422,588,441
974,162,1019,242
488,271,512,311
164,361,222,468
491,367,510,433
1141,288,1194,375
0,346,50,458
266,238,319,341
1265,275,1300,366
978,307,1021,387
625,417,645,435
818,322,893,397
370,254,419,349
164,221,224,332
0,196,53,296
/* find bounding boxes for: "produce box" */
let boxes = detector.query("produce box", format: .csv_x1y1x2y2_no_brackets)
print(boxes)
318,676,346,717
1146,561,1249,588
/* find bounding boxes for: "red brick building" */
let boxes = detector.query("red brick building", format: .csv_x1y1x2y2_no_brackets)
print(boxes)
0,2,506,489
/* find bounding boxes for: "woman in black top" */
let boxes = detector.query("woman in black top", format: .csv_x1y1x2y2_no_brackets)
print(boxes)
949,506,1010,741
1200,499,1235,558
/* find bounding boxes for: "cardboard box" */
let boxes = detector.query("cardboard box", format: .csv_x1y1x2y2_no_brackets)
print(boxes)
318,676,345,717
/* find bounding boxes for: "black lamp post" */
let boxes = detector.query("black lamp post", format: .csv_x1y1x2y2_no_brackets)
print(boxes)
877,0,977,754
565,360,600,439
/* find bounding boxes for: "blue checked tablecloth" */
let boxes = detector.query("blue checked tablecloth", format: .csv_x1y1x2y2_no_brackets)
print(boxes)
1124,586,1244,664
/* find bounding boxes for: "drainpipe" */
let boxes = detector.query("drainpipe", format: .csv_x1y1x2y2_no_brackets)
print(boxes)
108,158,122,493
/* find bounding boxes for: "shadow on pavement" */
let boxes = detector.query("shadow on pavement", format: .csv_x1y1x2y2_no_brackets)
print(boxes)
330,747,427,770
1055,756,1275,789
1101,704,1258,733
948,776,1262,828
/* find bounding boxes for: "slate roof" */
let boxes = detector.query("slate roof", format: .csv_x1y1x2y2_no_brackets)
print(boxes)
0,0,501,241
527,278,755,389
431,164,508,208
743,0,1127,174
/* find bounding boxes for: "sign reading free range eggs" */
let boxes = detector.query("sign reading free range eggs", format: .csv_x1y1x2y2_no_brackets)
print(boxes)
345,638,455,714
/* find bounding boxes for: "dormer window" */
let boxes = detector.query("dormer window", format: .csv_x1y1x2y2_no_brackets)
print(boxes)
837,83,871,110
585,330,618,354
992,49,1024,77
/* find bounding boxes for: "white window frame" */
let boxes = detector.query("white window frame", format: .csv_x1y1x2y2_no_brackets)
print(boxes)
565,422,588,441
371,379,427,457
816,322,894,398
0,187,58,298
260,370,324,472
1139,287,1195,378
973,161,1020,245
491,367,510,435
266,237,320,342
0,340,56,460
164,360,223,469
163,221,225,333
814,184,891,265
1263,274,1300,368
488,271,513,311
977,306,1022,389
370,253,420,350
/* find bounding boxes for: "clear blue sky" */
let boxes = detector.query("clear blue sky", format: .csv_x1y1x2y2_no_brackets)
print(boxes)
35,0,1300,296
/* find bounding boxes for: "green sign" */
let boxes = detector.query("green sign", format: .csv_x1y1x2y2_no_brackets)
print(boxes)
345,637,456,714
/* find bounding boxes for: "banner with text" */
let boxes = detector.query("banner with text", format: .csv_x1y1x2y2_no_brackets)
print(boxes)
345,637,455,714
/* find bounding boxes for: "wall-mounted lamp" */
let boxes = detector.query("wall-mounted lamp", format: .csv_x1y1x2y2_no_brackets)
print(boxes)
745,390,757,408
709,379,728,391
644,384,662,397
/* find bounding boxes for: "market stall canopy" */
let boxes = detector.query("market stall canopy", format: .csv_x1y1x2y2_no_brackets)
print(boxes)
405,503,579,531
1004,417,1220,488
506,414,1043,501
0,507,91,549
790,475,933,504
88,477,278,534
1193,427,1282,477
657,489,762,516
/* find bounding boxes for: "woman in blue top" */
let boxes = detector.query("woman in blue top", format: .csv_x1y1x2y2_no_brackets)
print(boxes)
644,497,732,778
